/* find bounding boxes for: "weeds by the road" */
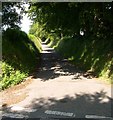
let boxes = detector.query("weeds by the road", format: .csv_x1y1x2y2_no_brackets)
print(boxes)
1,28,42,90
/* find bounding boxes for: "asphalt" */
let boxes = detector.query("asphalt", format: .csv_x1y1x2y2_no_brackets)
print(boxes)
1,42,113,119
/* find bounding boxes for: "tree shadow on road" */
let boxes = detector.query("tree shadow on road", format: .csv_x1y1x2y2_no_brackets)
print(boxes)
2,90,113,119
32,46,95,81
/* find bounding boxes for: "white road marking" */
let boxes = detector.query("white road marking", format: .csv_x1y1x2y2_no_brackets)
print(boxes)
45,110,76,117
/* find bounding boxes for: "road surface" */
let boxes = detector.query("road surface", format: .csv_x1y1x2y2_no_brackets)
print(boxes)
1,42,113,119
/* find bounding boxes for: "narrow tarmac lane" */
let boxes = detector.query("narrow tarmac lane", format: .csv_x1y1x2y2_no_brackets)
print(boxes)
1,42,113,119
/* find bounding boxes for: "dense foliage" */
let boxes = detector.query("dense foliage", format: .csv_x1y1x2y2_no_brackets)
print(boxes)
29,2,113,83
1,28,41,90
2,2,25,29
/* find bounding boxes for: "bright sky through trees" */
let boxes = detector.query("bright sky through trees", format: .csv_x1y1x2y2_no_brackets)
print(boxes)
20,3,32,33
21,14,32,33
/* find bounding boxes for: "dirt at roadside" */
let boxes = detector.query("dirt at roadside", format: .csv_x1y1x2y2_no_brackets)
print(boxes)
0,76,33,107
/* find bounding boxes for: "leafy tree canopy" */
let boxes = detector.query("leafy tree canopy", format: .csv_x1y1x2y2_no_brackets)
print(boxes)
29,2,113,38
2,2,27,30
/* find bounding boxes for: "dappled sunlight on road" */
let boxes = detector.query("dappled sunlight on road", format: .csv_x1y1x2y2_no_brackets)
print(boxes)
1,42,113,119
41,42,54,53
1,90,113,118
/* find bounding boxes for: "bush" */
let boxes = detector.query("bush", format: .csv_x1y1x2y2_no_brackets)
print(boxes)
1,62,27,90
1,28,42,90
28,34,42,52
56,35,113,83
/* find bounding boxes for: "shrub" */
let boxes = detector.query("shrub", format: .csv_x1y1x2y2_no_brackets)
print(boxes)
1,28,41,90
56,35,113,83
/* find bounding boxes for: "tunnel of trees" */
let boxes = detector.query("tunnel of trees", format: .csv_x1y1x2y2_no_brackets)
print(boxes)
29,2,113,83
1,2,113,90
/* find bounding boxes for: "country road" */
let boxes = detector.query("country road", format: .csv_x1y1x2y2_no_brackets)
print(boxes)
1,42,113,119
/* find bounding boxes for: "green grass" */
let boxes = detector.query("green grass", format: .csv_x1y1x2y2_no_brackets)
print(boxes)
28,34,42,52
1,28,42,90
